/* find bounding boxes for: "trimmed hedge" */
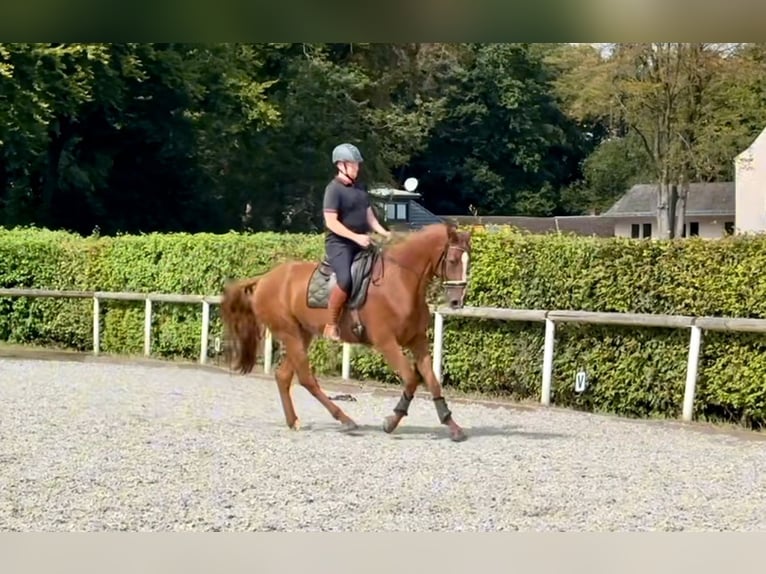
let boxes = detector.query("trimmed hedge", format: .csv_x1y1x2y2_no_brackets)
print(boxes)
0,227,326,360
440,229,766,429
2,225,766,429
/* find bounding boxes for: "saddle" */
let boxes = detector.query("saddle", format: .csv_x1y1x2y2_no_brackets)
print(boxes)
306,248,379,310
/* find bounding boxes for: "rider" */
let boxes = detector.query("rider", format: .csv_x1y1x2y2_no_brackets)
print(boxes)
322,142,391,341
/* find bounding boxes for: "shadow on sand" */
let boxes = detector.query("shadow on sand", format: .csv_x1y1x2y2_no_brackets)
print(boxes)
275,421,570,441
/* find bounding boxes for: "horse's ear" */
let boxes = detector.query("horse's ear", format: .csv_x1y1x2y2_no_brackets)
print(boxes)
446,222,459,242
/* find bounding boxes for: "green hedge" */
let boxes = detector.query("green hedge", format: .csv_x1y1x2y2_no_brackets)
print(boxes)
439,229,766,429
2,225,766,429
0,227,327,360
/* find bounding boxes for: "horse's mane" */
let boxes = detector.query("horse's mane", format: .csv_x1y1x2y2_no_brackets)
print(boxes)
374,224,449,283
382,223,448,253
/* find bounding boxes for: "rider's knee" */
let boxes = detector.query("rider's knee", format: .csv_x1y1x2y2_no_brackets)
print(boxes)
337,274,352,294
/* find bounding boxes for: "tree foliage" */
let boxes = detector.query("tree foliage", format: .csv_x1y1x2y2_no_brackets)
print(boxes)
2,43,766,234
407,43,595,217
0,43,279,235
553,43,766,235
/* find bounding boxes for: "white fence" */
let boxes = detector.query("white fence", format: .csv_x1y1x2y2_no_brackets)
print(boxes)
0,288,227,365
2,287,766,423
433,306,766,422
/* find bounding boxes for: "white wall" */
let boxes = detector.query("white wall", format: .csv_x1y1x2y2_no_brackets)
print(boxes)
694,217,734,238
614,216,734,239
735,127,766,234
615,219,654,239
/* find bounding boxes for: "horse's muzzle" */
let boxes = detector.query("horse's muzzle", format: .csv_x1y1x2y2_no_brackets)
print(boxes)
443,281,467,310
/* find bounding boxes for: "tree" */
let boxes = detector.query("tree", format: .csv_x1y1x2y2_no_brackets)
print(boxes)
553,43,761,238
408,43,592,217
0,43,281,235
241,43,449,232
560,133,653,214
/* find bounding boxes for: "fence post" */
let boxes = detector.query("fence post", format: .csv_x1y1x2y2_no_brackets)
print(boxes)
541,317,556,406
342,342,351,380
92,296,100,356
682,324,703,422
199,301,210,364
432,311,444,383
263,328,273,375
144,298,152,357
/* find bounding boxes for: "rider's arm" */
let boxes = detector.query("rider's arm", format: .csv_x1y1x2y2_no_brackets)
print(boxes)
366,206,389,235
324,211,360,241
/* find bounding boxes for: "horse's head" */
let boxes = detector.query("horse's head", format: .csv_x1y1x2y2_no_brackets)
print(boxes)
437,224,472,309
384,223,473,309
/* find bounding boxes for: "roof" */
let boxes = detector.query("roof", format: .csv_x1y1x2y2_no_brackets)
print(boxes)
368,187,422,199
442,215,616,237
408,202,444,229
604,182,734,217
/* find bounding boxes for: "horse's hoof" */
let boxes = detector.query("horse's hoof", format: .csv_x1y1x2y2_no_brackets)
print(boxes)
450,428,467,442
289,419,301,431
340,420,358,432
382,415,398,434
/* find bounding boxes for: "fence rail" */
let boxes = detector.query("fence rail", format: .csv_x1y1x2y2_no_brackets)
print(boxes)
433,306,766,422
0,287,224,365
3,287,766,423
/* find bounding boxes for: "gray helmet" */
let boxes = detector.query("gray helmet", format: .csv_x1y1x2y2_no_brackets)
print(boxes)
332,142,364,164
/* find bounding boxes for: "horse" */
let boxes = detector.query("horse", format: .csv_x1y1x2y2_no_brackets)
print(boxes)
219,222,473,442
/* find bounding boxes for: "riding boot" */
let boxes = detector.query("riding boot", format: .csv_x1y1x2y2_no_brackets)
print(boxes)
323,285,348,341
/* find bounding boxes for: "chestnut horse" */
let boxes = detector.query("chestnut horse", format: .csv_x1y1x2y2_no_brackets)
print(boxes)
219,222,472,442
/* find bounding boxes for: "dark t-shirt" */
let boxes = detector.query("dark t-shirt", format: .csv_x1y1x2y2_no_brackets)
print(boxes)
322,177,371,243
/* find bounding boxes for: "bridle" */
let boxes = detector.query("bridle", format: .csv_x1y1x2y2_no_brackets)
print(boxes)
435,242,469,289
368,235,470,289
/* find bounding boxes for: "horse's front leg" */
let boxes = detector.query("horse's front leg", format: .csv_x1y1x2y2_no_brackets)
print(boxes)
374,339,422,434
407,335,466,442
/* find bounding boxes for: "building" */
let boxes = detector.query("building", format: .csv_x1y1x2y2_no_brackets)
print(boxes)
735,125,766,234
602,182,735,239
368,185,443,231
369,121,766,239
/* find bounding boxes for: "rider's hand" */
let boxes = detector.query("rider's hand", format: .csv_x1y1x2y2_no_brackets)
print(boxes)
355,233,372,248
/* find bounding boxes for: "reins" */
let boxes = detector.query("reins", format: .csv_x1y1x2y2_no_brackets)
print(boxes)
367,233,463,287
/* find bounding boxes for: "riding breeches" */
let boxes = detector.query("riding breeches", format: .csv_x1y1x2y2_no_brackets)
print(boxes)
325,238,359,294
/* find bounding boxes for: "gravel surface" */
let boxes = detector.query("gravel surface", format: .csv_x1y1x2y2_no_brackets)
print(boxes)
1,357,765,532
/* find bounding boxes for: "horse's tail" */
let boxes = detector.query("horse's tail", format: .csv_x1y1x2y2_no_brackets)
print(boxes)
220,276,264,375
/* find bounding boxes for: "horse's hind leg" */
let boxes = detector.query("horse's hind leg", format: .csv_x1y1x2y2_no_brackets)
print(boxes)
283,328,359,432
408,335,466,442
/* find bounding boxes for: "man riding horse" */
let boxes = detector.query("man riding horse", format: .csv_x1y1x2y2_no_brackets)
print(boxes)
321,142,391,341
219,142,473,442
